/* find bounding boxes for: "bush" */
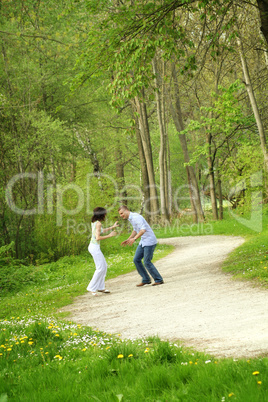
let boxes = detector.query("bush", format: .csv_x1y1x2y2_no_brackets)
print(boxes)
0,242,46,294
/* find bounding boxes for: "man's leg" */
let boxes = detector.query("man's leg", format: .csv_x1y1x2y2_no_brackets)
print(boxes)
143,245,163,283
133,244,151,283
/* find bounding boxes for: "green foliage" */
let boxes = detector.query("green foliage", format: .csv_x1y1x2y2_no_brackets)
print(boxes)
183,80,255,164
0,242,47,294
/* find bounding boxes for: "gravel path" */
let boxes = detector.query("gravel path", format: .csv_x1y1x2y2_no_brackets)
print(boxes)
60,235,268,358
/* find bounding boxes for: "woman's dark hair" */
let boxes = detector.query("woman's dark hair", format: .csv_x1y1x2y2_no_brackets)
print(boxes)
91,207,107,222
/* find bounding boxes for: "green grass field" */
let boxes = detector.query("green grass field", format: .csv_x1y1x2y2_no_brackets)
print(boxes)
1,210,268,401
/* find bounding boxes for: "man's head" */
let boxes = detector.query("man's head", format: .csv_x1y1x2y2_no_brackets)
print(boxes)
118,205,130,220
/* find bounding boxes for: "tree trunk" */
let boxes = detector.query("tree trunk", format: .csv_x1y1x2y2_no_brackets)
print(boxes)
206,132,218,220
170,67,205,222
257,0,268,45
237,37,268,171
115,141,127,205
131,103,150,218
186,166,198,223
217,178,223,220
133,94,159,221
152,57,169,222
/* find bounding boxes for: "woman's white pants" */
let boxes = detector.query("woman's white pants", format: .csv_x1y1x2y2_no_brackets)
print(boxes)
87,243,107,292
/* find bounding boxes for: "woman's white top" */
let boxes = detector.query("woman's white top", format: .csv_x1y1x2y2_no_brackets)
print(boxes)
90,221,103,245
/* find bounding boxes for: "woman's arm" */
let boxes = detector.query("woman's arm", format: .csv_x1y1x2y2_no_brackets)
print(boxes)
102,221,119,233
95,221,117,241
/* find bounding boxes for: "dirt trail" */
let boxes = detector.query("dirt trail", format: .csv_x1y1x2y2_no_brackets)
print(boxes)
60,235,268,358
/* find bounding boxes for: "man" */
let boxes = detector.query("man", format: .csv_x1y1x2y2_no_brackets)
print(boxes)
118,205,164,287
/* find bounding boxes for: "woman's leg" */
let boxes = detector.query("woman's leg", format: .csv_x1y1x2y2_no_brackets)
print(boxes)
87,244,107,292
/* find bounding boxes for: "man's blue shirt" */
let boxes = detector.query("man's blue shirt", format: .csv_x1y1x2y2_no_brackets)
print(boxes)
128,212,157,247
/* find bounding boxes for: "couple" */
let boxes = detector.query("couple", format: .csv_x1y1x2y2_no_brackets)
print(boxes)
87,205,164,296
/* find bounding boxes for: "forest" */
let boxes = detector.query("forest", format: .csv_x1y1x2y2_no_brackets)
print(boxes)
1,0,268,263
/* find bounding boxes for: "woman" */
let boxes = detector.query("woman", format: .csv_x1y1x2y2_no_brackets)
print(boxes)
87,207,118,296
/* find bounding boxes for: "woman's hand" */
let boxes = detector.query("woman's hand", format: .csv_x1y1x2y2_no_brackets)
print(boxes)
109,230,117,237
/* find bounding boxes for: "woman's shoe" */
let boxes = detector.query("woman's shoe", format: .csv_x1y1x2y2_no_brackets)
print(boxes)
98,289,110,293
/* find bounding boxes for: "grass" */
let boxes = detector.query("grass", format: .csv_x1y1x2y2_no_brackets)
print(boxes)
0,318,267,401
1,212,268,401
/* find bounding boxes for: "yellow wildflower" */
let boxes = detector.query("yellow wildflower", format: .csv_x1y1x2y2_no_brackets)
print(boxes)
54,355,63,360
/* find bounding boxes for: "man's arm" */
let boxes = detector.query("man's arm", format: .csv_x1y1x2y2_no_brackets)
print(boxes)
121,229,146,246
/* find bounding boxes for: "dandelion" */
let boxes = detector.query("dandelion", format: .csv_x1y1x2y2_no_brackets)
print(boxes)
82,348,87,352
54,355,63,360
128,354,133,358
28,341,34,345
117,354,124,359
252,371,260,376
257,381,262,385
228,393,235,397
106,346,111,350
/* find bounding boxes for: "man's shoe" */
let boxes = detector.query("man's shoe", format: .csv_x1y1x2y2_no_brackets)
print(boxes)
136,282,151,287
152,281,164,286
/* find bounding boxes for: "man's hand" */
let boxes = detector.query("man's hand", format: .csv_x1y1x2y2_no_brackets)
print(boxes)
121,238,135,246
